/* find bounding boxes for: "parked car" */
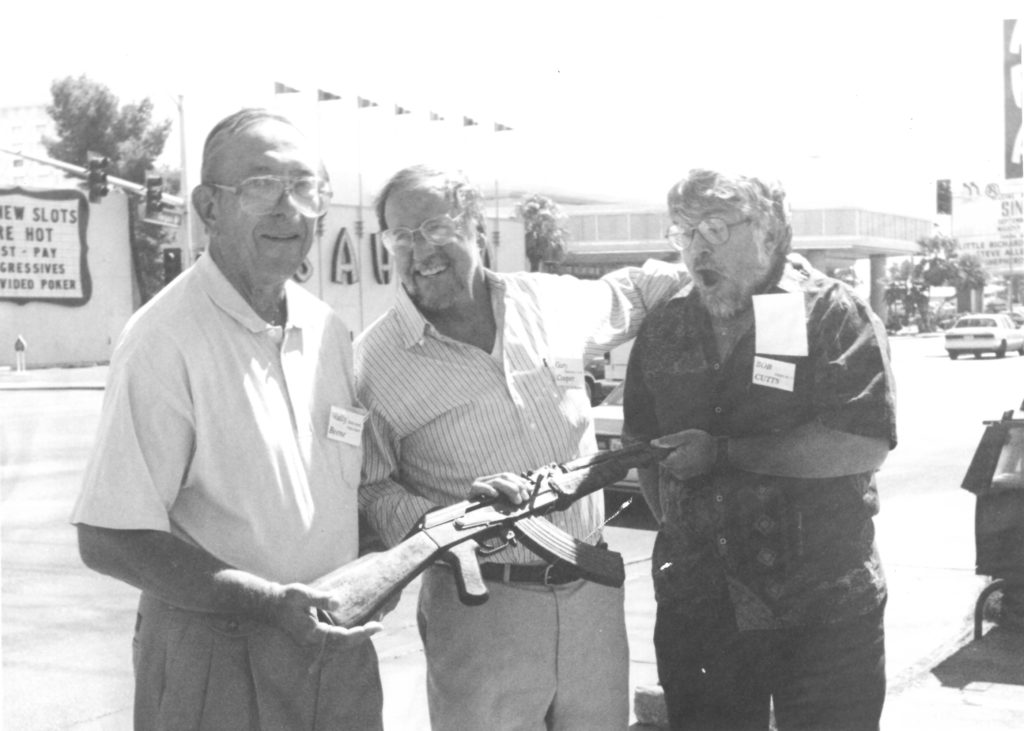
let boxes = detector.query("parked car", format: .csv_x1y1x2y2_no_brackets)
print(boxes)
944,314,1024,359
592,381,640,493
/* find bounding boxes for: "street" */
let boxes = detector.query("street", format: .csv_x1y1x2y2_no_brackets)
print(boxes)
2,333,1022,729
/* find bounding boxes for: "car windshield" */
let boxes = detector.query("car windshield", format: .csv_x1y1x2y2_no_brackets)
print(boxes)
601,382,626,406
955,318,997,329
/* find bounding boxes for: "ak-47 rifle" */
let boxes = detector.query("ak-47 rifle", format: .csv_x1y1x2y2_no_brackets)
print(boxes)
311,441,668,626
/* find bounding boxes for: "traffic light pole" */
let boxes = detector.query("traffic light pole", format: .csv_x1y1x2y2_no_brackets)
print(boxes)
0,147,186,209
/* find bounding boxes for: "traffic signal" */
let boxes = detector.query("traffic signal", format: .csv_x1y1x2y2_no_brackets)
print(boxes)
936,179,952,214
163,248,182,284
145,176,164,217
87,157,110,203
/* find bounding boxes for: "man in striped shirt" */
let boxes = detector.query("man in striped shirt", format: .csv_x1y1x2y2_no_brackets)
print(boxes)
357,165,688,730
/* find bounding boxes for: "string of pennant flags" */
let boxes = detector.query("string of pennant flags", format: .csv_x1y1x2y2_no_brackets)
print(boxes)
273,81,514,133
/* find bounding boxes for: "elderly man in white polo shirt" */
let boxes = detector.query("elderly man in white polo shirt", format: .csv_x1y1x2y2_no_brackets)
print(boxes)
71,109,384,731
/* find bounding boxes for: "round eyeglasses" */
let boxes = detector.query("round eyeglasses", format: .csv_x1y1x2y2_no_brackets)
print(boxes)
209,175,332,218
380,211,468,253
668,217,751,248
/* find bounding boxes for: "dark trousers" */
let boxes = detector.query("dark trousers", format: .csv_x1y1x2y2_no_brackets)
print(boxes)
654,600,886,731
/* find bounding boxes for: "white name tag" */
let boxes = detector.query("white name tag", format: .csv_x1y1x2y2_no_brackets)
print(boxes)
753,292,808,356
752,356,796,392
327,405,366,446
550,356,584,389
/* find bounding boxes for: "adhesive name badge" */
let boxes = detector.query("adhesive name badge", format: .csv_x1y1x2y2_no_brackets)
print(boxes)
752,356,796,392
327,406,366,446
753,292,808,357
551,356,585,389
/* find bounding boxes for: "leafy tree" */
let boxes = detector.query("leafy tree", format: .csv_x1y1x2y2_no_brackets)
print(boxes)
913,232,988,312
516,194,567,272
882,233,990,332
44,75,174,303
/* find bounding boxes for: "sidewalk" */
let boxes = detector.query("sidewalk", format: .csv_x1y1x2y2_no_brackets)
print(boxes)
0,363,107,390
883,616,1024,730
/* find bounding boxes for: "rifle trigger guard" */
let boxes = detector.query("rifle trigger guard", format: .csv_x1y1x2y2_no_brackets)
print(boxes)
477,529,517,556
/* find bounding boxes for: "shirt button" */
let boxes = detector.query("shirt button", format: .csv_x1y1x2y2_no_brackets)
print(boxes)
718,537,727,546
712,362,721,371
714,406,723,414
715,494,724,503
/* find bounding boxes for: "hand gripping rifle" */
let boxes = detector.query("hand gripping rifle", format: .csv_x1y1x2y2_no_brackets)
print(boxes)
311,442,667,626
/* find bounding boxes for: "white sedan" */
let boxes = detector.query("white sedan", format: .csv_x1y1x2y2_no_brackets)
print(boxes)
944,314,1024,359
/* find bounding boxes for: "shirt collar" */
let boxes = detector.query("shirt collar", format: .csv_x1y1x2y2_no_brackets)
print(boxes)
196,254,310,334
770,255,815,294
393,269,505,349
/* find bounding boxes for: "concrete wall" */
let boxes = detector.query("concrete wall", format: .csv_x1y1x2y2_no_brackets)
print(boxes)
0,187,135,368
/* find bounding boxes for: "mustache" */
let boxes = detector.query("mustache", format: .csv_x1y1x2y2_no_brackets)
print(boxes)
411,251,448,268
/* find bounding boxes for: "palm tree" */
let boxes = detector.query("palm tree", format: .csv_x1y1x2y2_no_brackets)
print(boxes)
516,194,567,272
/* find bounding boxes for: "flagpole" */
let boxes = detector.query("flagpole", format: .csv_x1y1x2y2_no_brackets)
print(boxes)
314,93,325,299
356,110,364,332
492,122,513,270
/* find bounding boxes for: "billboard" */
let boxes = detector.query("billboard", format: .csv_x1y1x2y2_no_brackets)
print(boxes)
953,179,1024,275
0,188,91,305
1006,19,1023,179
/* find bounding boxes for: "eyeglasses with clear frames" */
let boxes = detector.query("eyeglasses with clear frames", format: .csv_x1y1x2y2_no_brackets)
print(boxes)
667,217,752,249
209,175,332,218
380,211,469,253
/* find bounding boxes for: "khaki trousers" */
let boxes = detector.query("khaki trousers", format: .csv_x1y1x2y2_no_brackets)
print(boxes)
418,566,629,731
133,593,383,731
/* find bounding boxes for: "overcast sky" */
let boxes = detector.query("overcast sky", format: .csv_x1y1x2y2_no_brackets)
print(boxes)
3,2,1020,217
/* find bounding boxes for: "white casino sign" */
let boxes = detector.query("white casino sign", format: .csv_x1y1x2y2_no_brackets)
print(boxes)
0,188,91,305
953,178,1024,275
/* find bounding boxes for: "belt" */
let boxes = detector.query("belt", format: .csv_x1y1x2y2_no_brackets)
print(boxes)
480,562,581,586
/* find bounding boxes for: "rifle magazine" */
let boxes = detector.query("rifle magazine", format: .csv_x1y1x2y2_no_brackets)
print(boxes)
513,516,625,587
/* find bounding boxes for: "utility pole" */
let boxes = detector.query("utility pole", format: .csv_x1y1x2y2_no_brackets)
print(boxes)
174,95,194,265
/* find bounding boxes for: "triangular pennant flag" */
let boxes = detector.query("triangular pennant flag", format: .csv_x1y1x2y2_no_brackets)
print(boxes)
357,97,379,108
395,104,412,115
463,116,478,127
274,82,299,94
494,122,513,132
318,89,342,101
429,111,445,122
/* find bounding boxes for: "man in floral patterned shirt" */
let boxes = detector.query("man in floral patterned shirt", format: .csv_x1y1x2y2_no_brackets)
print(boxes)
623,169,896,730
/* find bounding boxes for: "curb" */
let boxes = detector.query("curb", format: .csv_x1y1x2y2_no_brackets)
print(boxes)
0,383,105,390
633,685,669,728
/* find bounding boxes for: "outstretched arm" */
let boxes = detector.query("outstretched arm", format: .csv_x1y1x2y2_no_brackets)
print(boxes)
77,524,381,644
656,420,890,482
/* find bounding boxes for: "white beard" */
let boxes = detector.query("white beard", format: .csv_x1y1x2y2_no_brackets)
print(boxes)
700,287,748,319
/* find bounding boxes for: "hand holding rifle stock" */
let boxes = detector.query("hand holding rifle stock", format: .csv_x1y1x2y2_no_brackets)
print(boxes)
311,441,670,627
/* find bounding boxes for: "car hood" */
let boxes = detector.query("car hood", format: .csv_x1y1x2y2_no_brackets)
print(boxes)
592,403,623,435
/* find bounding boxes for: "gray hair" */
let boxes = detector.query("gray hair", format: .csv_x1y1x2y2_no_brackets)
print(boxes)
374,165,485,232
199,108,296,184
667,169,791,253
